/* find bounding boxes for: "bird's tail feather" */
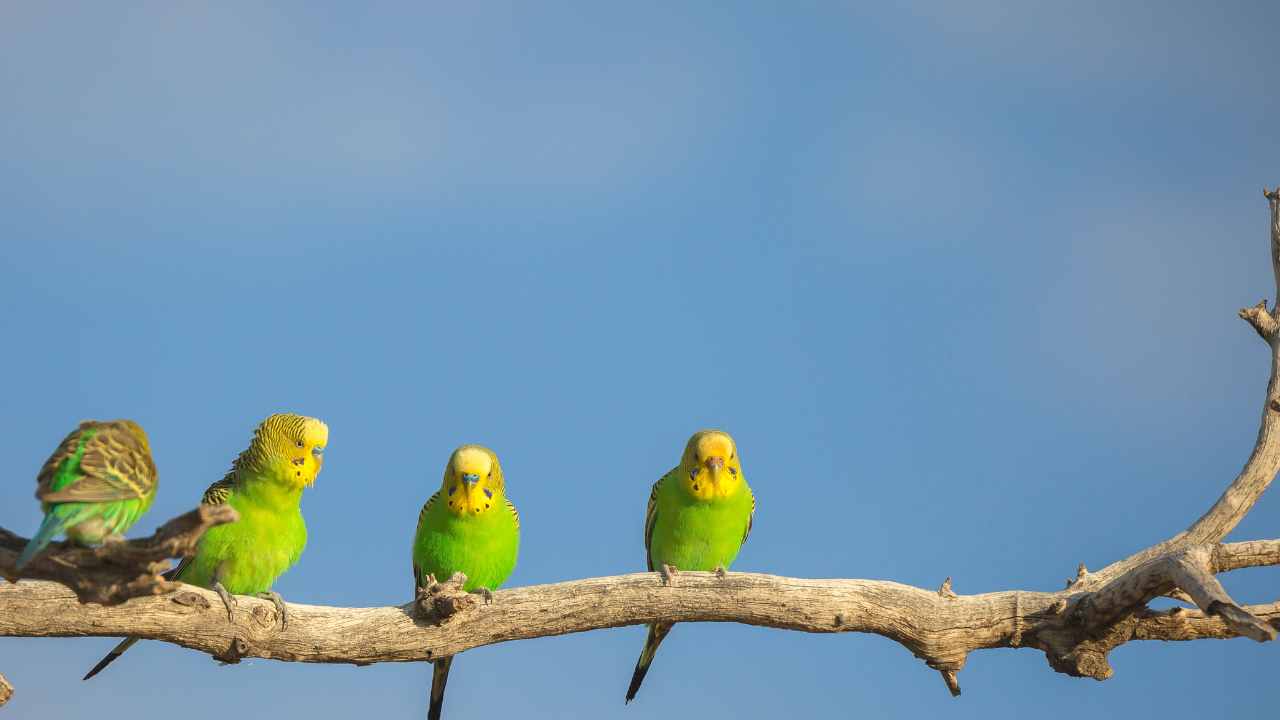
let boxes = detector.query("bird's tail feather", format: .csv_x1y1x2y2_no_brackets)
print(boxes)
16,511,72,570
625,622,674,703
83,637,140,681
428,656,454,720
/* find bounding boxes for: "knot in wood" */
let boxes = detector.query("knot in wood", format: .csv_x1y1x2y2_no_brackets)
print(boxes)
415,572,477,624
171,591,210,610
215,636,249,664
252,604,273,626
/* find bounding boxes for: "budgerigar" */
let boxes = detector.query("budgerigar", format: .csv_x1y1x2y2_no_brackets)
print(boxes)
17,419,158,569
625,429,754,703
83,413,328,680
412,445,520,720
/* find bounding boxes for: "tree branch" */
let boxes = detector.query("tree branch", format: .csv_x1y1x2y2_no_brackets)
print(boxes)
1,535,1276,676
0,190,1277,698
0,505,238,605
1085,189,1280,588
0,671,11,708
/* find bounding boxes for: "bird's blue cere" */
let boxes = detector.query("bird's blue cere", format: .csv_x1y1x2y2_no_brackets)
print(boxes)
462,473,480,486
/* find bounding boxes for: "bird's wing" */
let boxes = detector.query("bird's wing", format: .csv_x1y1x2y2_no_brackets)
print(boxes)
505,498,520,530
165,477,234,581
39,421,155,503
742,484,755,546
412,491,440,589
644,468,676,573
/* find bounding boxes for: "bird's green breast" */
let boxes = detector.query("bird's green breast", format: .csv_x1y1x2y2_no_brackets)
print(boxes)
413,495,519,592
179,482,307,595
649,478,752,572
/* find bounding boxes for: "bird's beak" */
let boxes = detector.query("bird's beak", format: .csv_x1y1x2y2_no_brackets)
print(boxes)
311,446,325,482
704,456,727,488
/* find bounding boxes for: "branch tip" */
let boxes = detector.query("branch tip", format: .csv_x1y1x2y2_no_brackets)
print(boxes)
0,671,11,707
938,577,957,599
1206,601,1278,643
1239,301,1279,340
939,669,961,697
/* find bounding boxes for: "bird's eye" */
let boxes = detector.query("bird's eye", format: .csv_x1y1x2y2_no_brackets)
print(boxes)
295,440,305,448
729,467,738,476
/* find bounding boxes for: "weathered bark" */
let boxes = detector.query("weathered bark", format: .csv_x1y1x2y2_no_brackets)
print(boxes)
0,190,1278,697
0,549,1276,670
0,504,238,605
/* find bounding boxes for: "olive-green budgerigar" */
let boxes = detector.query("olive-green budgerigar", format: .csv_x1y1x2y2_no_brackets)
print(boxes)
16,419,158,569
412,445,520,720
83,413,328,680
625,429,754,703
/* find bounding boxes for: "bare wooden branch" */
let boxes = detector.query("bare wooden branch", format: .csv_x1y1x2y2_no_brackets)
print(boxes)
1,535,1275,677
0,505,238,605
0,189,1276,700
1133,602,1280,641
1086,190,1280,589
0,671,11,708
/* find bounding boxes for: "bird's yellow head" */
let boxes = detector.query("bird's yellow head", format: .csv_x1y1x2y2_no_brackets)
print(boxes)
679,429,744,501
241,413,329,489
440,445,505,517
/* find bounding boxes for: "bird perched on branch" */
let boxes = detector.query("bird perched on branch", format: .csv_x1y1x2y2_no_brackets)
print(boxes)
83,413,328,680
17,419,158,569
626,429,754,703
412,445,520,720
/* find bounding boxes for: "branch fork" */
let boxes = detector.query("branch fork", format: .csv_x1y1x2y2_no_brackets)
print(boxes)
1,189,1279,704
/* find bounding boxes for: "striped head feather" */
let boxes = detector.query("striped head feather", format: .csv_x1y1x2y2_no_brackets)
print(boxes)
224,413,329,489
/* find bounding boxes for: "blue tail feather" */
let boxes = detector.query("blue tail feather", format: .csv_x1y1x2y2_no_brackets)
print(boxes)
16,511,71,570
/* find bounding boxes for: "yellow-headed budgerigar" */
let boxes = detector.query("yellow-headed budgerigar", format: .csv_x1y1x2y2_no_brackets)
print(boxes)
17,419,158,569
412,445,520,720
625,429,754,703
83,413,328,680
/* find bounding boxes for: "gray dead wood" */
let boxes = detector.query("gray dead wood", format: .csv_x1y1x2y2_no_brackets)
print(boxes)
0,190,1279,695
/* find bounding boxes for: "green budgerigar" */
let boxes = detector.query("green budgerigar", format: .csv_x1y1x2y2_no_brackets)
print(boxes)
17,419,158,569
412,445,520,720
83,413,328,680
625,429,754,703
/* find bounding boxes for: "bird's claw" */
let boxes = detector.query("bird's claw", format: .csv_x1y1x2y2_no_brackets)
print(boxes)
470,587,495,605
213,581,237,623
660,564,680,586
257,591,289,630
714,565,728,579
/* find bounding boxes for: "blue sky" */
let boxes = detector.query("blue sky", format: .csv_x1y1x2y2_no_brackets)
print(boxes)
2,2,1278,718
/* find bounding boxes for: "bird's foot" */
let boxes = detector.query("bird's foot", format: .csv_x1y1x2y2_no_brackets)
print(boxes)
100,532,126,547
714,565,728,579
469,587,495,605
256,591,289,630
660,564,680,586
213,581,237,623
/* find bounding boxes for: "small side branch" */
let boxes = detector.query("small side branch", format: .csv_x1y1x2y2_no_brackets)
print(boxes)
1168,547,1277,642
0,671,11,707
1238,300,1278,340
1072,543,1279,645
0,505,238,605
